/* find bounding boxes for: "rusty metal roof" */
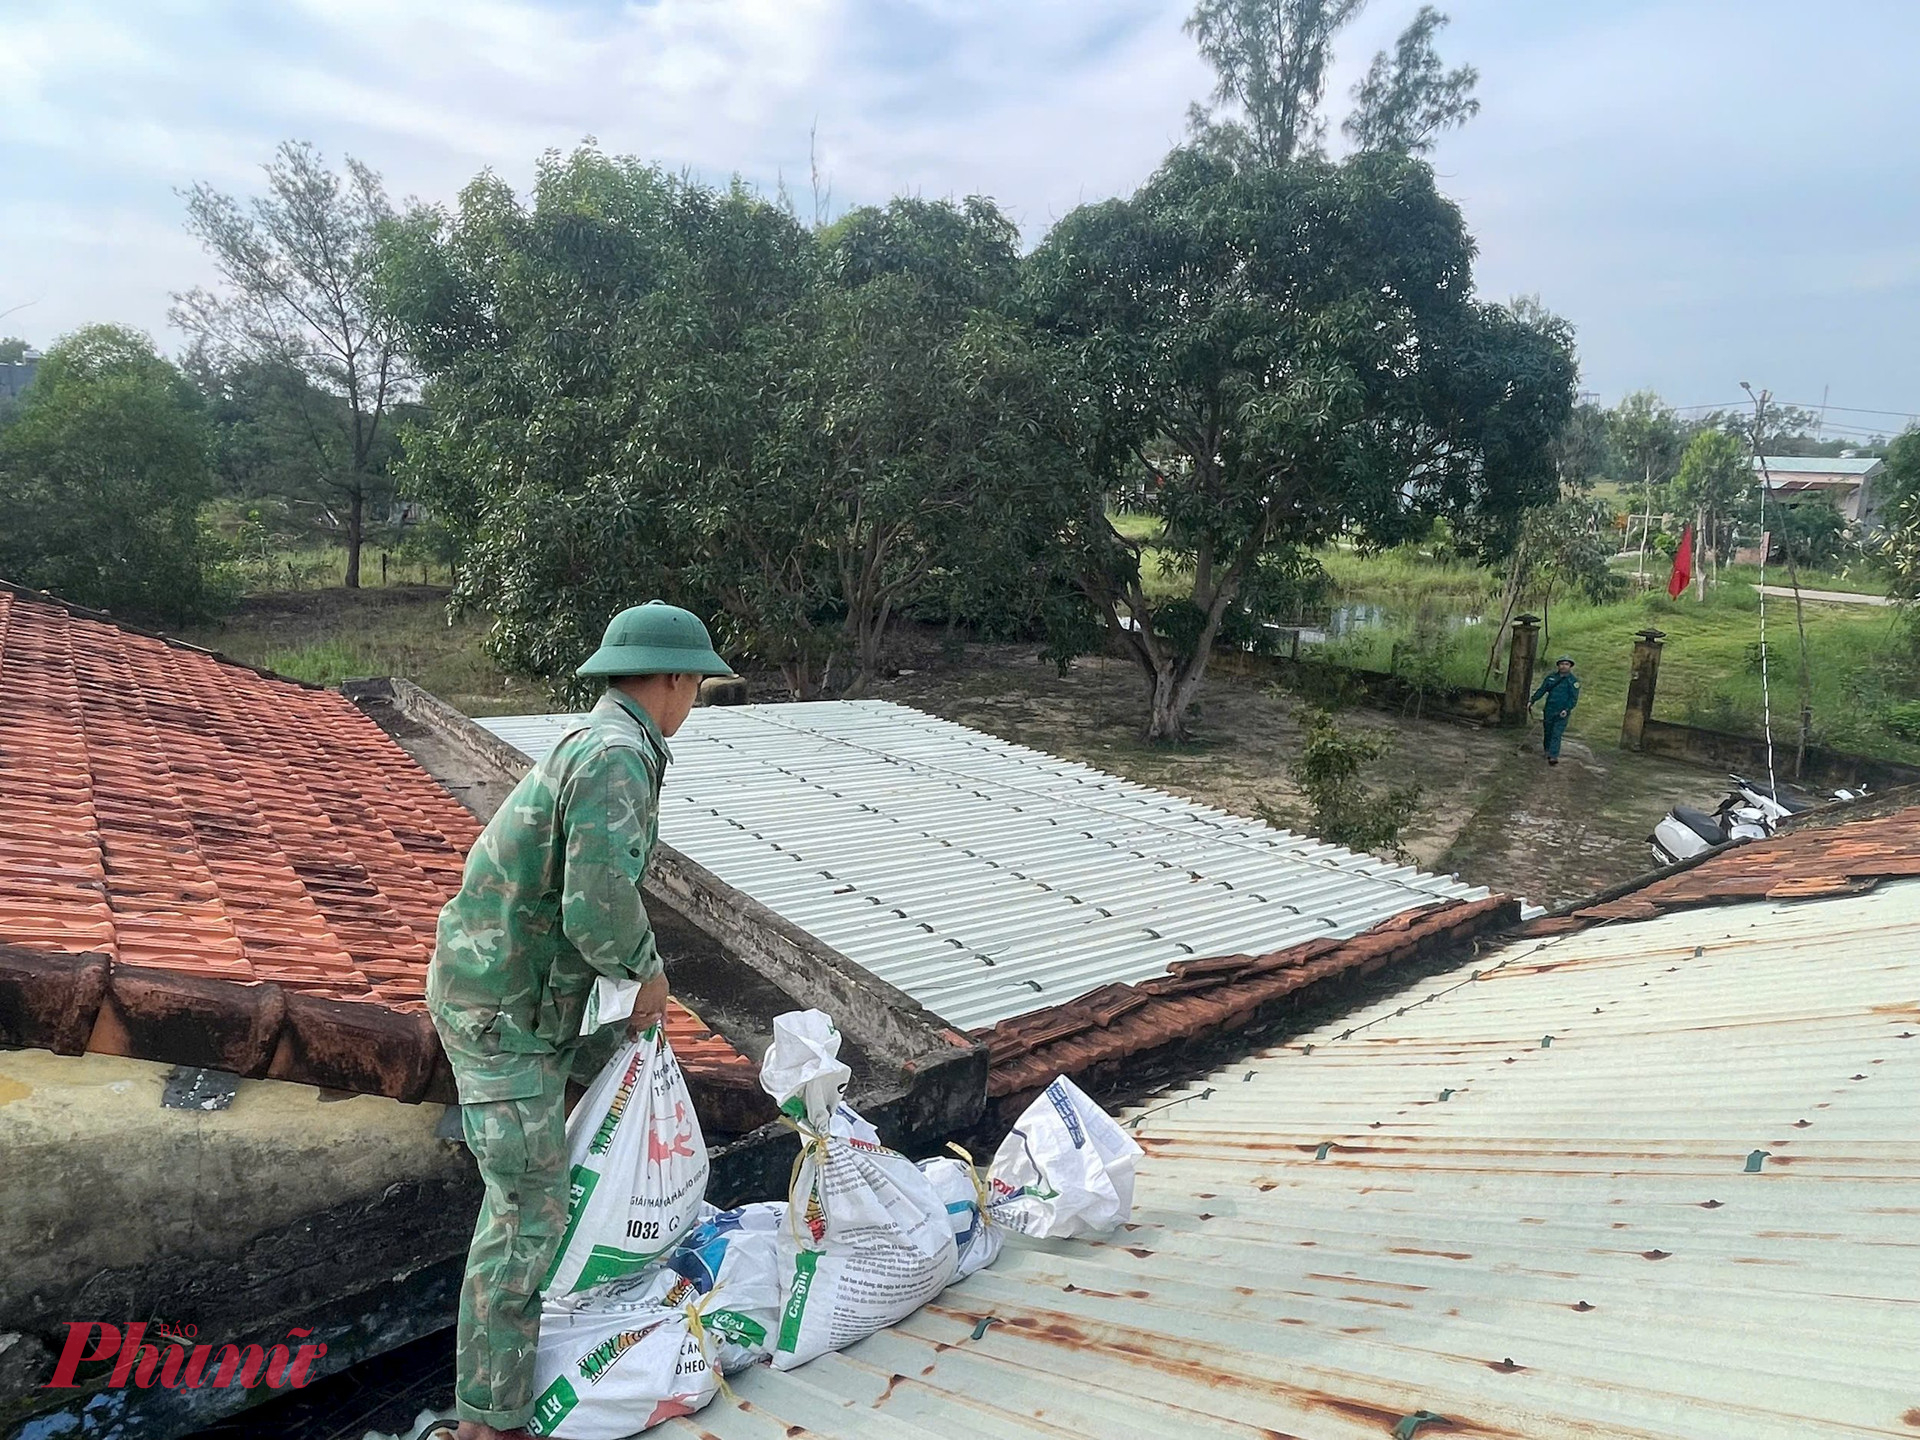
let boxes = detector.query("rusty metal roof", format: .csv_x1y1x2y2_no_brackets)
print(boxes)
669,874,1920,1440
481,701,1491,1030
0,585,749,1099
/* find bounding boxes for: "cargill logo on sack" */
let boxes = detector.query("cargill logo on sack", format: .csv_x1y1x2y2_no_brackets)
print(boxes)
589,1050,648,1156
43,1323,328,1392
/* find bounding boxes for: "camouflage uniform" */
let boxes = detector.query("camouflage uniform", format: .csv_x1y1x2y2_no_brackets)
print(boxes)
428,688,671,1432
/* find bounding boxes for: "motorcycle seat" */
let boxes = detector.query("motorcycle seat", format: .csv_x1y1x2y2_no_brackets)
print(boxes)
1672,805,1727,845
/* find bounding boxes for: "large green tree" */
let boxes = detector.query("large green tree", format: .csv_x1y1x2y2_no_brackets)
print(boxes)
174,142,408,588
0,325,220,621
378,148,1064,700
375,149,810,690
1026,147,1576,740
726,196,1060,695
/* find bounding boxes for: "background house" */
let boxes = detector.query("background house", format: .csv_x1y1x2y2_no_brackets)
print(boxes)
1753,455,1886,527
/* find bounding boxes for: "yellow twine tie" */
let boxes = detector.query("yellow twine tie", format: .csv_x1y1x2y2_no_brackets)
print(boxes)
778,1114,831,1244
682,1285,736,1403
947,1141,995,1229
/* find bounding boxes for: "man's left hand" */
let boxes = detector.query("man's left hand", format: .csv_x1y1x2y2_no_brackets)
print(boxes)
628,971,671,1035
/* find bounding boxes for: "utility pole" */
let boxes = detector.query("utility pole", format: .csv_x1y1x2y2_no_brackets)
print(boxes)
1743,382,1812,778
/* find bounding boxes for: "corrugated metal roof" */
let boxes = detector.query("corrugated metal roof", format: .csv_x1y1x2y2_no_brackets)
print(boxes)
480,701,1488,1030
1754,456,1883,477
668,877,1920,1440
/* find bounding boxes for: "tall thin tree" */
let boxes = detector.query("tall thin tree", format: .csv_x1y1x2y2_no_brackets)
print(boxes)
174,142,407,588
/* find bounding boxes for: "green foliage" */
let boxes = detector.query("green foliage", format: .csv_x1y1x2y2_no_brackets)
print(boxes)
174,142,408,588
1755,495,1854,570
376,147,1068,701
1286,706,1424,857
1609,390,1682,524
0,325,222,622
1184,0,1367,166
0,337,30,363
1388,608,1453,717
1882,700,1920,743
1673,428,1748,557
1343,6,1479,156
1876,428,1920,601
1026,145,1575,737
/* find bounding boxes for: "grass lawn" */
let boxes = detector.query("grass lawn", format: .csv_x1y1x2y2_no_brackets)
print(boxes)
1324,580,1918,762
176,586,553,717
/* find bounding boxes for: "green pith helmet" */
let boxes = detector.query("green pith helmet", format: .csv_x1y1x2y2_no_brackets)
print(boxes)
1557,655,1575,665
577,601,735,679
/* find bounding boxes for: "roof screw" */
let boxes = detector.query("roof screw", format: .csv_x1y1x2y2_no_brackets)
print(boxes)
1744,1149,1770,1173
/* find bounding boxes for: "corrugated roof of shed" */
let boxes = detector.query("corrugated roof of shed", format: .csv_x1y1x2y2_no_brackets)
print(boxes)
480,701,1489,1030
1753,456,1883,477
669,875,1920,1440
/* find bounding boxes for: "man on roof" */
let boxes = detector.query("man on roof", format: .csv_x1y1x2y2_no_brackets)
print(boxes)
426,601,734,1440
1530,654,1580,768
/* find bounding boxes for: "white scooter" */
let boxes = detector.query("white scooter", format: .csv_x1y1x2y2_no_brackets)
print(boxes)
1649,773,1866,867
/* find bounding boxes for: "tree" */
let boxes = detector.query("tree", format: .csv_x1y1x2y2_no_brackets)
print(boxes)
0,337,30,363
1609,390,1682,583
1671,428,1748,589
1879,427,1920,601
0,325,220,622
1026,147,1576,740
729,196,1058,695
1185,0,1368,166
1185,0,1479,168
374,149,811,695
1343,6,1479,155
174,142,408,588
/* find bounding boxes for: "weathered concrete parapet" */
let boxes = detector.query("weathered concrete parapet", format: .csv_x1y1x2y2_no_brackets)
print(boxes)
1621,627,1666,751
1501,615,1541,726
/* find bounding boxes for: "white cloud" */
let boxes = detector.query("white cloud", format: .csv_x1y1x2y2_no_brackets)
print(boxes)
0,0,1915,415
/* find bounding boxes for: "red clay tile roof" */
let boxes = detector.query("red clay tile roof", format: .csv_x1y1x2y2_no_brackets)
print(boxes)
1526,801,1920,934
0,584,750,1102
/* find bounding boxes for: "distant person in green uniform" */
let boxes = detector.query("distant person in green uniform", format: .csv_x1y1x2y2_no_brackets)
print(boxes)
1530,655,1580,767
426,601,733,1440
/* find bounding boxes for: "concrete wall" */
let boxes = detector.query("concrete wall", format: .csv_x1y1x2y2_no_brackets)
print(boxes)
0,1050,475,1436
1208,648,1507,726
1639,718,1920,792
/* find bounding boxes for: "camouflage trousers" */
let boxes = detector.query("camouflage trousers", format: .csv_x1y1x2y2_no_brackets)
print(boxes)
452,1026,622,1429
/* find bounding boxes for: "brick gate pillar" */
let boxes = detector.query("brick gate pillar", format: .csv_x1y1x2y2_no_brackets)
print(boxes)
1501,615,1541,726
1621,627,1666,751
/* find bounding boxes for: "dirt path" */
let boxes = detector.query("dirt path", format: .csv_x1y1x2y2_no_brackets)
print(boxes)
880,641,1724,908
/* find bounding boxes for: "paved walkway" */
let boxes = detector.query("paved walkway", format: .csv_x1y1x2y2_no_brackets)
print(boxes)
1756,584,1893,606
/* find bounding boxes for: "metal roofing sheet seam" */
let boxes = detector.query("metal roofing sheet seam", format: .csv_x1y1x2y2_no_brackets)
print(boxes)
663,879,1920,1440
481,701,1488,1029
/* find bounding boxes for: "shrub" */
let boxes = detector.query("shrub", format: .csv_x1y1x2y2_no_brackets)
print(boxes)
1286,707,1425,859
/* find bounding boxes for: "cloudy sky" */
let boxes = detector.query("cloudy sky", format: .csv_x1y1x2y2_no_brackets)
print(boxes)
2,0,1916,434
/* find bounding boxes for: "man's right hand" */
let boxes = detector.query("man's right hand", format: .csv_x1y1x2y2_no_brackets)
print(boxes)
629,971,671,1034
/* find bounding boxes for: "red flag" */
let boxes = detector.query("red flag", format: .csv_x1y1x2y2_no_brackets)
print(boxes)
1667,522,1694,599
